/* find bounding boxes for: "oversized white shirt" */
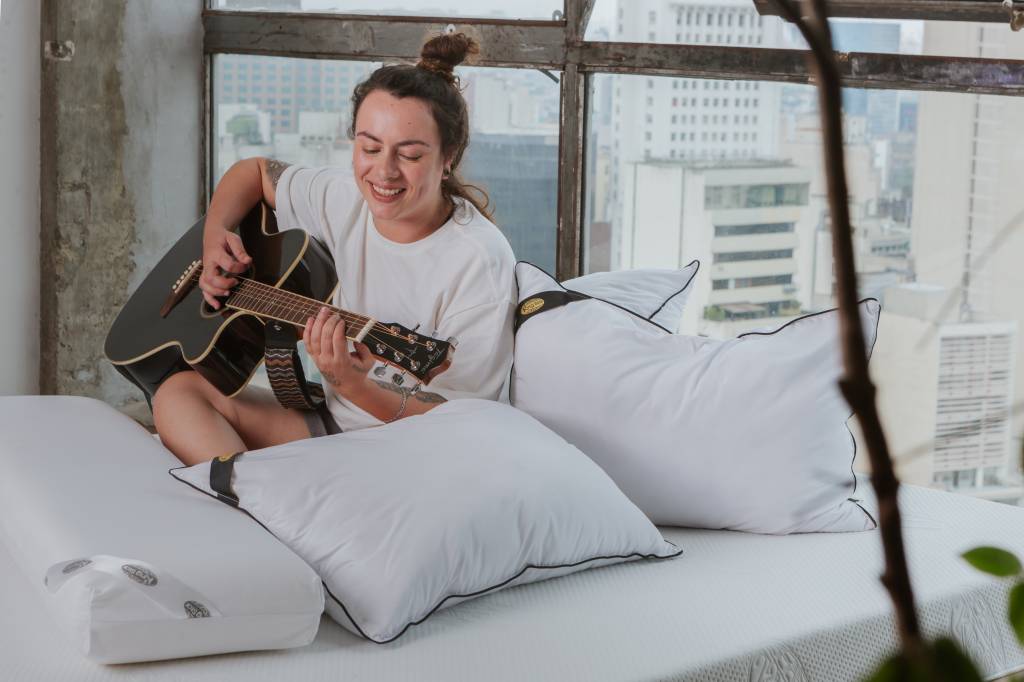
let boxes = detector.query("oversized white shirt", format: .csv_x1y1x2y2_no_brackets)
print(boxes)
274,165,517,432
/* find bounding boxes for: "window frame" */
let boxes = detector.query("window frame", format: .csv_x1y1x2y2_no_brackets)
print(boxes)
201,0,1024,279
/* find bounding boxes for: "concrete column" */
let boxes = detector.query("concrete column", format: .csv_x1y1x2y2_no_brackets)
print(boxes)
39,0,202,415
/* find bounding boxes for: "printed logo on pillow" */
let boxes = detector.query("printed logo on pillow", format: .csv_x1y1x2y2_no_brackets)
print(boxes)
184,601,212,618
520,298,545,315
121,564,158,586
61,558,92,575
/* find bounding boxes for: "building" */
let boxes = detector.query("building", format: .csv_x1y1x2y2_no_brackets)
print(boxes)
869,283,1021,503
619,159,813,335
214,54,375,137
909,21,1024,483
612,1,784,164
463,130,560,272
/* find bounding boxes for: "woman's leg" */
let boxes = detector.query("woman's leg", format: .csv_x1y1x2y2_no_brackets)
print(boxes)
152,371,312,466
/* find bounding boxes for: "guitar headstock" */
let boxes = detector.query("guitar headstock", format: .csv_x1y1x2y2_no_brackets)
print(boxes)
363,322,454,384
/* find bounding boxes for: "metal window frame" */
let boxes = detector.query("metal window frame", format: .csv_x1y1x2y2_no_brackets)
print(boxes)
202,1,1024,279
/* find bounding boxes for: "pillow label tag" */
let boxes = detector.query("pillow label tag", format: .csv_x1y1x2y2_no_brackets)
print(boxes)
514,290,590,333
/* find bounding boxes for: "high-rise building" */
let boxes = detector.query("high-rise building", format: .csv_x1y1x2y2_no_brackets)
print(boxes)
909,21,1024,477
869,283,1020,502
214,55,375,137
619,159,813,335
613,1,783,165
463,130,559,272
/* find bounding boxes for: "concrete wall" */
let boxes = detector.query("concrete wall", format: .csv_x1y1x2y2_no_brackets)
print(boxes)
0,1,42,395
39,0,202,415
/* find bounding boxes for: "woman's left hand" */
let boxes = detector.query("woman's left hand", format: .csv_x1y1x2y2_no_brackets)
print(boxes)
303,307,376,390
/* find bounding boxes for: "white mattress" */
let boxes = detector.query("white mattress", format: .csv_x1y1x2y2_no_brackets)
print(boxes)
3,479,1023,682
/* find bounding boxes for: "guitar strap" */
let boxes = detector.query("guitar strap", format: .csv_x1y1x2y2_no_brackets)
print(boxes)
514,290,591,333
264,320,326,410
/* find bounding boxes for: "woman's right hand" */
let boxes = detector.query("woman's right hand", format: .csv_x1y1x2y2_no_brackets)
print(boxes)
200,225,252,309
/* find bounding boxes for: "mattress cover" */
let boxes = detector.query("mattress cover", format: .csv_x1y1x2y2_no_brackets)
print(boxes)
2,478,1022,681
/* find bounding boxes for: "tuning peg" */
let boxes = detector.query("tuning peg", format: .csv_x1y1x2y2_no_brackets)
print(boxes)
373,365,387,377
446,336,459,349
392,372,406,386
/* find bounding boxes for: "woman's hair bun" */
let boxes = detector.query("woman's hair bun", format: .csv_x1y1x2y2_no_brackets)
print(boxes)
417,32,479,85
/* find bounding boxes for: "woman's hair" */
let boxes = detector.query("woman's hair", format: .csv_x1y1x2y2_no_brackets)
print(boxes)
349,33,492,221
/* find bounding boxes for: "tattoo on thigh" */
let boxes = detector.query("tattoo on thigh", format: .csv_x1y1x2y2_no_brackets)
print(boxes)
265,159,292,188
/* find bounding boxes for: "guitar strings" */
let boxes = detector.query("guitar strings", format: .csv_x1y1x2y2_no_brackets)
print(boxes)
187,269,437,348
183,270,441,380
185,270,437,362
224,286,411,368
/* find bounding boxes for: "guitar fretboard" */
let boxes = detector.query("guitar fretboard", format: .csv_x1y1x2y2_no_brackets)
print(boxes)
195,268,371,331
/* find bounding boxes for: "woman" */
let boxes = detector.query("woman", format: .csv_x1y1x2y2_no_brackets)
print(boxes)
153,33,517,466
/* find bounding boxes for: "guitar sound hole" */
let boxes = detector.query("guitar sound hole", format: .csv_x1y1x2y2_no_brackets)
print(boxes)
199,298,233,319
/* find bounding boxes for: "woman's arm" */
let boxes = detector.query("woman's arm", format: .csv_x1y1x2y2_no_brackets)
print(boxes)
199,157,291,309
303,307,446,423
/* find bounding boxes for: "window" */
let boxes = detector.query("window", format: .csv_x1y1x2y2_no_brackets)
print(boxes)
713,249,794,263
733,274,792,288
704,183,810,210
208,14,1024,505
213,56,560,274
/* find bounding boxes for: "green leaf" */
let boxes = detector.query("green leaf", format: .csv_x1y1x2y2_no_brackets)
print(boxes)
863,653,923,682
962,547,1023,577
862,639,984,682
931,637,984,682
1010,582,1024,647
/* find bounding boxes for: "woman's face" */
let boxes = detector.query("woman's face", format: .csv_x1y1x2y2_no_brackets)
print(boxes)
352,90,449,226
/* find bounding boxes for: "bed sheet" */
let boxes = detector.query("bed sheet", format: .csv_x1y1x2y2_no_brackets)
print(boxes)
2,480,1023,682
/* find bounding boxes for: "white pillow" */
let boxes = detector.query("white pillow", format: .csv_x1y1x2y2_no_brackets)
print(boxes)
0,396,325,664
561,261,699,331
171,399,682,642
511,262,880,535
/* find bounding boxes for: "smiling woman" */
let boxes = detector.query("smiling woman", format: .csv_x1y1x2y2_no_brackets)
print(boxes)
151,32,517,467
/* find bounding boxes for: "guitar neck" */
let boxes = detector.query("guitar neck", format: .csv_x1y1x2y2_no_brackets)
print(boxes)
223,274,371,336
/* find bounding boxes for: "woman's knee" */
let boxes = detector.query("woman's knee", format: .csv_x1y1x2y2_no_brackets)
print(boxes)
153,371,232,420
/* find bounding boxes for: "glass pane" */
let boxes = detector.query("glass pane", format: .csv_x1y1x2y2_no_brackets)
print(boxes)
212,55,559,270
585,58,1024,503
212,0,563,21
586,1,1015,60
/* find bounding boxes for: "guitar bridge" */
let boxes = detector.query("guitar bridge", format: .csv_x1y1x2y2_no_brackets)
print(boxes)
159,260,202,318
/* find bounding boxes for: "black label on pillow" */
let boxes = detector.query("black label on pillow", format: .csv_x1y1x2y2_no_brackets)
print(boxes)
514,290,590,333
210,452,243,508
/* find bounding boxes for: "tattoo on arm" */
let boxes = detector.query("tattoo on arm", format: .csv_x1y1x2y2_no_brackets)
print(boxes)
372,380,410,397
412,391,446,404
371,380,447,404
265,158,292,189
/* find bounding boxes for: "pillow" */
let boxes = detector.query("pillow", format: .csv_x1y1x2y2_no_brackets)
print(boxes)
171,399,682,643
0,396,325,664
560,260,700,332
511,262,880,535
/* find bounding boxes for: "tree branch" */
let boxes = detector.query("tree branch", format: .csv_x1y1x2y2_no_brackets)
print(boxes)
767,0,927,664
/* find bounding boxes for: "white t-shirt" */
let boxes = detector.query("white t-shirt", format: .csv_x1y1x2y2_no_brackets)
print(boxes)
274,165,517,432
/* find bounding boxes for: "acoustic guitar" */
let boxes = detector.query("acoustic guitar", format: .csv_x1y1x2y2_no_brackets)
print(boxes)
104,202,454,400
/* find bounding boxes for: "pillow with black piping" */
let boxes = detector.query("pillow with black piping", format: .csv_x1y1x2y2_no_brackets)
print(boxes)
510,262,881,535
170,399,682,643
560,261,699,332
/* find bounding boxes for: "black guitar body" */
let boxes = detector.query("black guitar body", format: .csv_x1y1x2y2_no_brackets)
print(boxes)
105,203,337,399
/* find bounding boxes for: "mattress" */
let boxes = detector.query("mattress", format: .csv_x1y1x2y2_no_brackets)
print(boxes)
3,479,1022,682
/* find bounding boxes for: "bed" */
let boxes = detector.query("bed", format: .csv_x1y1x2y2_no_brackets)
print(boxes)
3,472,1022,682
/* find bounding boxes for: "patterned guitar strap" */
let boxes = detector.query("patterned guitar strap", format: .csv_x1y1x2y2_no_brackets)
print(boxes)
264,320,325,410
